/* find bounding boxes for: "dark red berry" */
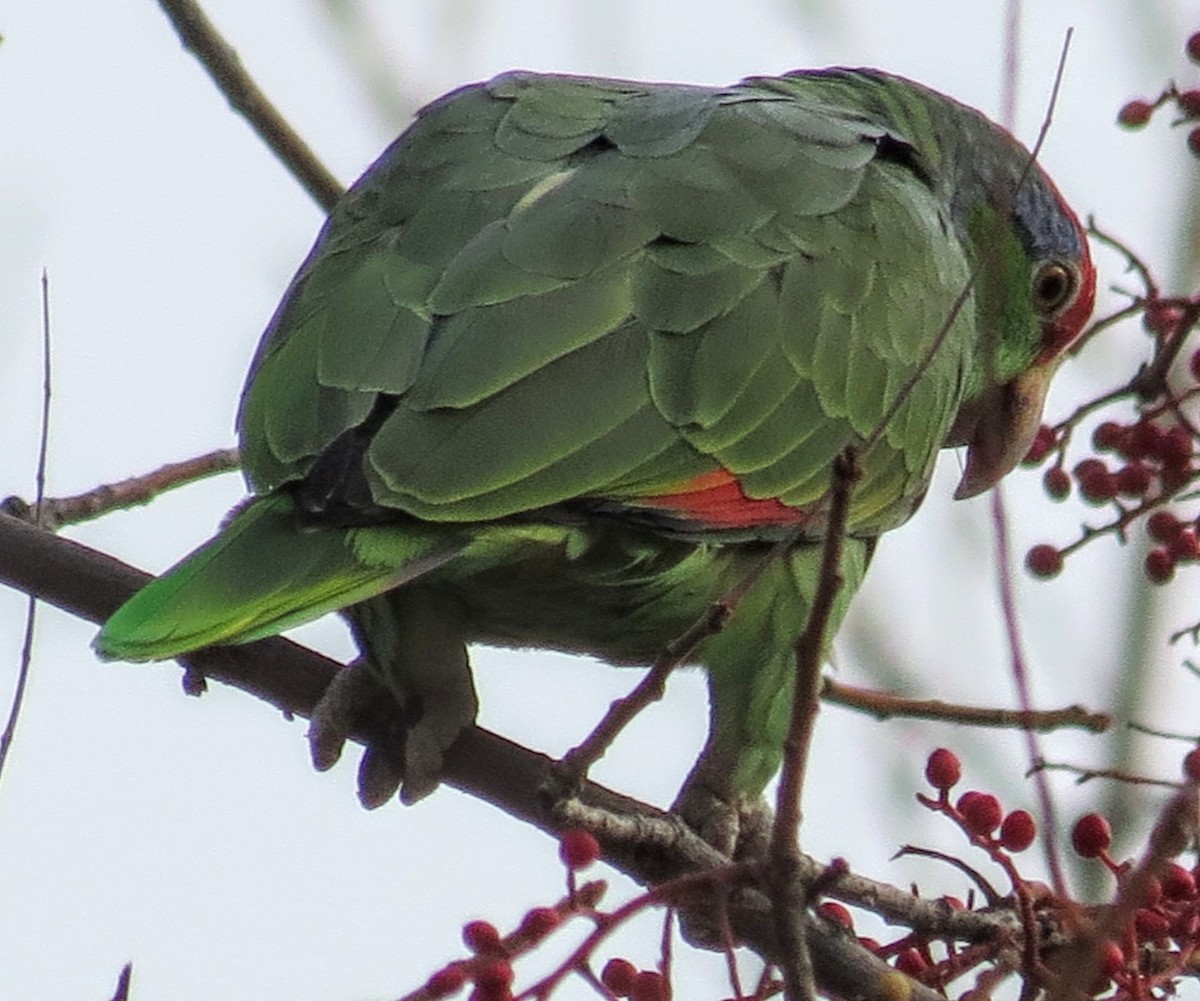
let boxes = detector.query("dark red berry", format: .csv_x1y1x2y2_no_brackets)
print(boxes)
1170,527,1200,562
1146,547,1177,584
1043,466,1071,499
601,958,638,997
1093,421,1127,452
1099,940,1125,978
1189,127,1200,159
999,809,1037,852
1078,468,1118,504
1159,463,1194,495
894,948,928,976
1073,457,1108,479
1180,89,1200,118
475,957,514,989
629,969,669,1001
1162,862,1197,901
426,965,469,999
1071,813,1113,858
1026,544,1064,579
1147,510,1183,543
1144,303,1183,337
1022,424,1056,465
1118,99,1154,128
1123,421,1163,459
463,920,503,954
518,907,561,940
1159,426,1193,468
924,748,962,791
559,828,601,870
1184,746,1200,782
1134,908,1171,942
957,791,1003,836
817,901,854,929
1115,462,1152,498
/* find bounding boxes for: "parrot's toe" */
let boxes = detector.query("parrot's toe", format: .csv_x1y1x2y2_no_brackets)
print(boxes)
674,783,773,860
308,659,385,772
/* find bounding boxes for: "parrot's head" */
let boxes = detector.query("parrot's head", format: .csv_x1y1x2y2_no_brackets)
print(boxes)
942,136,1095,500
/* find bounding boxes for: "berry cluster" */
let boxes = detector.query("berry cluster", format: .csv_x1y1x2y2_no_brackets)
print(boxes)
418,829,608,1001
1117,31,1200,157
892,748,1200,998
1024,410,1200,583
1023,26,1200,587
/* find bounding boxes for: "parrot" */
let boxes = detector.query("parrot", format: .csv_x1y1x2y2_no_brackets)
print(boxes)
95,67,1095,852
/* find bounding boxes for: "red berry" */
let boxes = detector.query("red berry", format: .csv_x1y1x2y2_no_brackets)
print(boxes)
999,809,1037,852
426,965,469,999
1093,421,1127,452
475,958,514,989
1071,813,1113,858
1180,89,1200,118
1118,99,1154,128
1022,424,1056,465
817,901,854,929
1159,426,1194,468
957,791,1003,836
1189,126,1200,159
1123,421,1163,459
1078,468,1118,504
1162,862,1197,901
1160,463,1194,495
1043,466,1071,499
1099,940,1125,978
629,970,669,1001
463,920,502,954
1135,907,1171,942
1170,527,1200,562
894,948,928,976
601,958,638,997
1184,746,1200,782
518,907,561,940
1115,462,1153,498
1147,510,1183,543
1146,547,1176,584
559,828,601,870
1026,544,1064,579
924,748,962,791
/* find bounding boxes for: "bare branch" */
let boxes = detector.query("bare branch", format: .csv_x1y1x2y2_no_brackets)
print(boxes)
155,0,345,212
2,447,240,530
823,679,1111,733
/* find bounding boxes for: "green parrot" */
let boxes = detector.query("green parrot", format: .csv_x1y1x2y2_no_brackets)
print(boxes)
96,68,1094,849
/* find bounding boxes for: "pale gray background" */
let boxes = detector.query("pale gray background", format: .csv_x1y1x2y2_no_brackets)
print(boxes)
1,3,1197,999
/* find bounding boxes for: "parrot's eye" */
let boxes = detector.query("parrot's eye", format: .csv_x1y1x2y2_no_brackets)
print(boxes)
1031,261,1077,317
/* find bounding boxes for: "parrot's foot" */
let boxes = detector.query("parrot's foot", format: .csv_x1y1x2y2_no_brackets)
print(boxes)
308,659,461,808
673,783,773,860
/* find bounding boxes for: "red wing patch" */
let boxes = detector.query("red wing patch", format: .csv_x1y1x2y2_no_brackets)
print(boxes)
632,468,812,529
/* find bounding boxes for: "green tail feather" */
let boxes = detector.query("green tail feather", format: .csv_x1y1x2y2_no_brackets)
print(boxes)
95,494,462,662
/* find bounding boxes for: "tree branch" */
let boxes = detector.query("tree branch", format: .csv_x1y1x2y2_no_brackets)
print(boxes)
155,0,345,212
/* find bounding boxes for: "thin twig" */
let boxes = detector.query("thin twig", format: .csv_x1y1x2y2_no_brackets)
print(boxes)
991,29,1076,914
155,0,345,212
558,533,795,782
822,679,1111,732
2,447,240,531
0,271,52,790
770,447,861,1001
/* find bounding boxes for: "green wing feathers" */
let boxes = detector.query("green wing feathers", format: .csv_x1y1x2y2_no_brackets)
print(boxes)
236,70,976,533
94,495,462,661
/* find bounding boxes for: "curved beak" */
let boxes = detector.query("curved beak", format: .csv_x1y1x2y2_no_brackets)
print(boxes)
952,361,1055,500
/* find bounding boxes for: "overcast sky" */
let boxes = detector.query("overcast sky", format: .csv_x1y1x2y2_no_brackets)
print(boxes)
1,3,1197,999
